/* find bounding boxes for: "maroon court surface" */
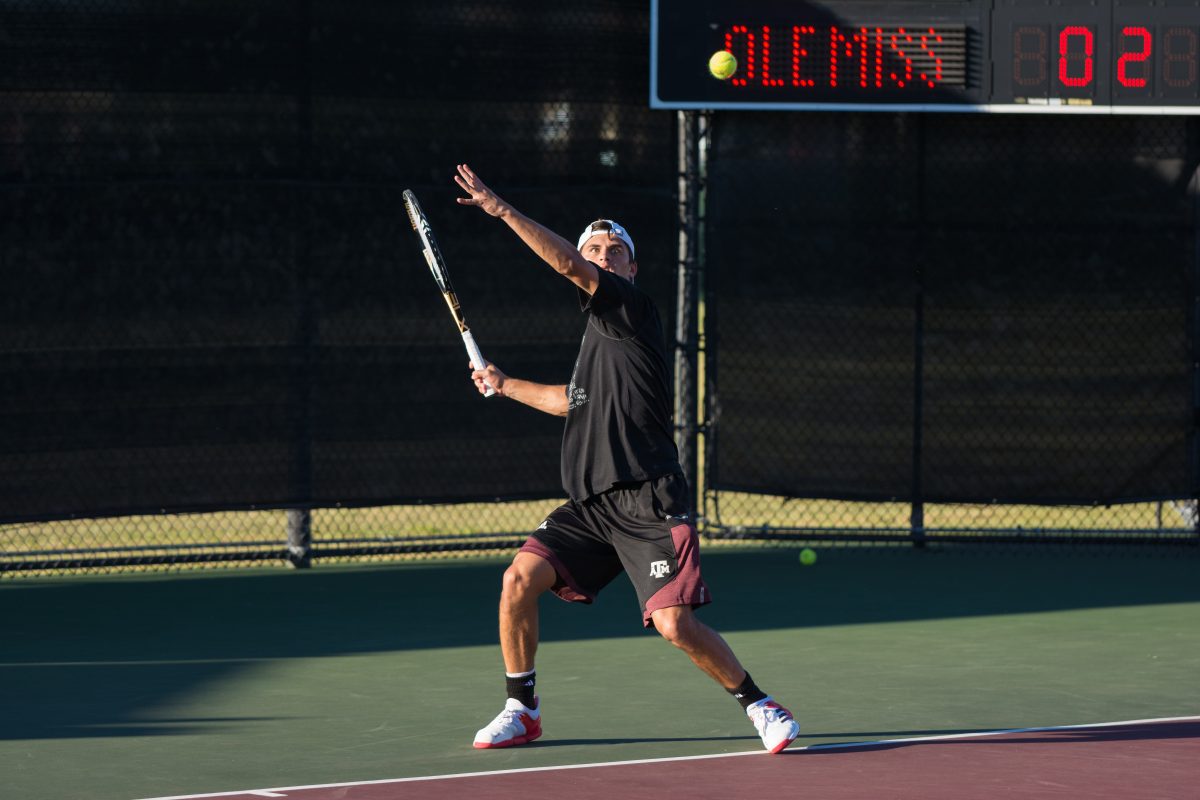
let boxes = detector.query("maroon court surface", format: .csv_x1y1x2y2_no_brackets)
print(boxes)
150,717,1200,800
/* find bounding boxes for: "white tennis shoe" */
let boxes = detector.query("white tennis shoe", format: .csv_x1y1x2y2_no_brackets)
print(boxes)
747,696,800,753
473,697,542,749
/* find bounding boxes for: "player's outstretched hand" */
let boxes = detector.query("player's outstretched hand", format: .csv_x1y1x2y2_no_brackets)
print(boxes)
470,360,507,397
454,164,508,217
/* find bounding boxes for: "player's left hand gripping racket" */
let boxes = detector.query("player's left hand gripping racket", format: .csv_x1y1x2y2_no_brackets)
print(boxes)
403,189,494,397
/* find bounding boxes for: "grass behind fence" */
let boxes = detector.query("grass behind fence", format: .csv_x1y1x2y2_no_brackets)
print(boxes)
2,492,1195,578
706,492,1198,534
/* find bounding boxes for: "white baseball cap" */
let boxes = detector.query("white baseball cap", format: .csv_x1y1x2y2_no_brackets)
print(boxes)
576,219,635,260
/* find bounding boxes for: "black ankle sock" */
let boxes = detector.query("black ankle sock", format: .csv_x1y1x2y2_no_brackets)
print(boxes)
728,672,767,710
505,671,537,709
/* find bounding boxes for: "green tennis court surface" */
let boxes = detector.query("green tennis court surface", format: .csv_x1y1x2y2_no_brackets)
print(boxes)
2,547,1197,799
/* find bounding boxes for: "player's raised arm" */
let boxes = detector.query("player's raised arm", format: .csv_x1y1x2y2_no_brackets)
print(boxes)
470,361,568,417
454,164,599,295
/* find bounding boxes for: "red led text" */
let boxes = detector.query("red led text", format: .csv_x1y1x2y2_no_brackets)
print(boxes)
1011,23,1199,94
722,24,961,90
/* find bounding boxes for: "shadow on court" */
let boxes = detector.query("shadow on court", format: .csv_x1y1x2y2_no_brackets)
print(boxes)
794,719,1200,754
527,721,1200,752
530,734,759,747
0,659,297,741
2,546,1197,743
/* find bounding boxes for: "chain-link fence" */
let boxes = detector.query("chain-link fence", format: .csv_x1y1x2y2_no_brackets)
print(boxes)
703,111,1200,547
0,1,676,574
2,2,1198,577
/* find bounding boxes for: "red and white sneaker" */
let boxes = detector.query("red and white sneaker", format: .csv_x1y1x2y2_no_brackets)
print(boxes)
473,697,542,749
747,697,799,754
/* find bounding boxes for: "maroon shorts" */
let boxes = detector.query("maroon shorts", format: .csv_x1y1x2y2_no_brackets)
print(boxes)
520,473,711,628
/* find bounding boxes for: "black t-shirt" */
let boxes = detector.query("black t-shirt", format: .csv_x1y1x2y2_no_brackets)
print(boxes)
560,268,681,502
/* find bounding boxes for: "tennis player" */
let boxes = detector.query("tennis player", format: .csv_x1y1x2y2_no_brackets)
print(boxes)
454,163,799,754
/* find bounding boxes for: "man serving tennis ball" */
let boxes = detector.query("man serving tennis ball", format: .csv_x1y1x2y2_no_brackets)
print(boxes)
453,163,800,754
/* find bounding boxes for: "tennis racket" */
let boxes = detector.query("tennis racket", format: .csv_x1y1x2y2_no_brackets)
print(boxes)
403,189,494,397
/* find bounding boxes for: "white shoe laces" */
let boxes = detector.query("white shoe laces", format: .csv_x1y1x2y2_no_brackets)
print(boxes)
485,708,522,731
748,700,794,734
480,700,535,735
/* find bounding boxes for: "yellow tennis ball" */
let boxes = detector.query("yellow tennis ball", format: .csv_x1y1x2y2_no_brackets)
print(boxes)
709,50,737,80
799,548,817,566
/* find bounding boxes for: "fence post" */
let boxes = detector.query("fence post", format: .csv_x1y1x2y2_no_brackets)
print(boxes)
288,0,315,569
286,508,312,568
674,110,702,495
910,115,927,548
911,269,926,548
1191,148,1200,536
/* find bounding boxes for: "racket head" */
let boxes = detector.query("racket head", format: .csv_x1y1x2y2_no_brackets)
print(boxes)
401,190,495,398
403,189,453,293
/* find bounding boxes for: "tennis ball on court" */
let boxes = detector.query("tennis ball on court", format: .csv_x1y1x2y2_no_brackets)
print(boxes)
709,50,737,80
799,548,817,566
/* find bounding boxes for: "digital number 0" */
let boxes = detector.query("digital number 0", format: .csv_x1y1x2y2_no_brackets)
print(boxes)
1058,26,1094,88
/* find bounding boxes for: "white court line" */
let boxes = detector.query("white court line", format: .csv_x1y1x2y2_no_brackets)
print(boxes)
136,715,1200,800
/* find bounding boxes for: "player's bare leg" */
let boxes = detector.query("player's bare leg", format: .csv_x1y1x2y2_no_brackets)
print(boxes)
650,604,745,687
474,551,556,749
499,551,556,673
651,604,800,753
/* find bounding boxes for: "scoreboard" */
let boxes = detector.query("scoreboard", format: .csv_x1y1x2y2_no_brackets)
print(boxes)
651,0,1200,112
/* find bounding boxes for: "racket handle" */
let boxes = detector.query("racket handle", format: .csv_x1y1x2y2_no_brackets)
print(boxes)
462,330,495,398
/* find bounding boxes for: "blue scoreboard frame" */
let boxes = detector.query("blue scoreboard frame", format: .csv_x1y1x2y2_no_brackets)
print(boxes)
651,0,1200,113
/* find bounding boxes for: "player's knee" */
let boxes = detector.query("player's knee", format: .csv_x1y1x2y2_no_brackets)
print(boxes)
501,555,553,602
652,607,696,648
500,564,533,601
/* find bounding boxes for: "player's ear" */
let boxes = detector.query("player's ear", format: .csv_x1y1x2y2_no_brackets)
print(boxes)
629,260,638,280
